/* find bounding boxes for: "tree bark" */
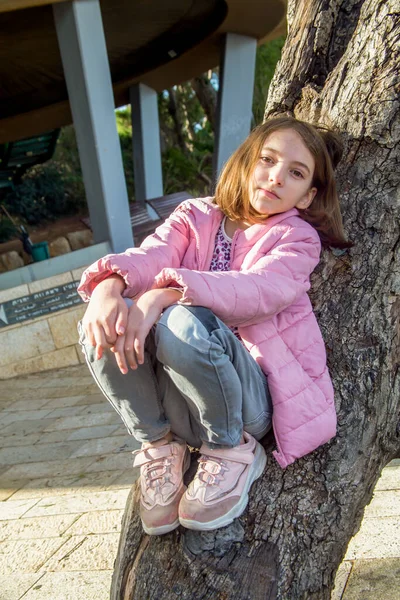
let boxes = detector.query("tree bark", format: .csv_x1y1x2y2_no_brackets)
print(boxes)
176,84,195,152
191,74,217,130
112,1,400,598
167,87,189,155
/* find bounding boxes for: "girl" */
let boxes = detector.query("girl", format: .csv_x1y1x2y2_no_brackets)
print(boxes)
78,116,349,536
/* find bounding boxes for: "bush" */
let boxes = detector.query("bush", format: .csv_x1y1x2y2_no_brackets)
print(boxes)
3,163,84,226
0,217,17,243
162,146,211,197
116,108,135,200
53,126,87,207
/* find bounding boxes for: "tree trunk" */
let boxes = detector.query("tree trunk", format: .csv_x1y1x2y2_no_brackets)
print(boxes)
176,84,195,152
192,74,217,130
167,87,190,155
112,1,400,598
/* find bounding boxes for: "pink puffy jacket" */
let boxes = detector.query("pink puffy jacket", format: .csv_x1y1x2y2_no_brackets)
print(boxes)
78,198,336,468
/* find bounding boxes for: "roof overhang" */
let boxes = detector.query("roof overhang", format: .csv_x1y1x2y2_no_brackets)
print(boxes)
0,0,286,142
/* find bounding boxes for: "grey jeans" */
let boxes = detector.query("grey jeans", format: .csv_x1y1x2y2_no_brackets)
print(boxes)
78,305,272,448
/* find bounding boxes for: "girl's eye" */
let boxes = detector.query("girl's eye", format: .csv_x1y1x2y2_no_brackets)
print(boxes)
292,169,304,179
261,156,273,164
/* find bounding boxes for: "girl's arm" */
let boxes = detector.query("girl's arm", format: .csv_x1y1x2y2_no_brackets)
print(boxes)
152,224,321,327
78,204,191,358
77,209,190,302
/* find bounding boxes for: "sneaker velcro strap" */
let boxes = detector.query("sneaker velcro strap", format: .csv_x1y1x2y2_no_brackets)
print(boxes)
133,444,175,467
198,445,255,465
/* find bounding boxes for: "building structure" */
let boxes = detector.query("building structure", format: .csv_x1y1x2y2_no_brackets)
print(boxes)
0,0,286,378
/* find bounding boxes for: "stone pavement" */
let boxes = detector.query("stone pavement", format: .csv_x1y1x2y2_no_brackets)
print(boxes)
0,365,399,600
0,364,140,600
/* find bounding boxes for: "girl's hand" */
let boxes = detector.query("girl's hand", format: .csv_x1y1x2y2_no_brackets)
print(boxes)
112,288,182,374
82,275,127,359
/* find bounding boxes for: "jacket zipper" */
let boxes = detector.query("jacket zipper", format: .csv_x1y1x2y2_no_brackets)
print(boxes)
230,228,240,269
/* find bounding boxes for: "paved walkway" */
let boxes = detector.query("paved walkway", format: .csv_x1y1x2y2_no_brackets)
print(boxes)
0,365,398,600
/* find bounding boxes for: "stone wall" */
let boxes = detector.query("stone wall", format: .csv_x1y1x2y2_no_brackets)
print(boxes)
0,267,88,379
0,229,94,273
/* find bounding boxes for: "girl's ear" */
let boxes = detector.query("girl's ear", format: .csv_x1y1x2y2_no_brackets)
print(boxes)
296,186,317,210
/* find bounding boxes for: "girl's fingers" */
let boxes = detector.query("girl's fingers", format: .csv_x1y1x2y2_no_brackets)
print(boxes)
102,304,127,344
125,340,138,370
134,335,145,365
124,325,138,370
102,318,117,345
81,316,96,347
85,325,96,348
115,308,127,337
113,336,129,375
124,310,140,370
93,325,108,353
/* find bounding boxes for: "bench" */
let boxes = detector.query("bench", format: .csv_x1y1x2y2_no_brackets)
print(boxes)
82,191,193,245
0,130,60,191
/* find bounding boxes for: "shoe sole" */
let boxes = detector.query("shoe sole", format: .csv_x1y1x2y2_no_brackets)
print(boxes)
179,442,267,531
142,518,180,536
141,448,191,536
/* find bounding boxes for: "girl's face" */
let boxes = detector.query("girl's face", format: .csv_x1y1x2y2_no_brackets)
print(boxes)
248,129,317,220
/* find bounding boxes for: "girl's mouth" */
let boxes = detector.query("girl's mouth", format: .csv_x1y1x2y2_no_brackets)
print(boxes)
260,188,280,200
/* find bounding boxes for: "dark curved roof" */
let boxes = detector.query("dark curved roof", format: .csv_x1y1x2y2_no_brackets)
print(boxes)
0,0,286,142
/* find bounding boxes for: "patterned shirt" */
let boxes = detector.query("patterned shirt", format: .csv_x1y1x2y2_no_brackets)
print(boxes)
210,217,232,271
210,218,243,343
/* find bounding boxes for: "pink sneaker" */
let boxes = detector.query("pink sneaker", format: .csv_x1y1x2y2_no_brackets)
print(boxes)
179,432,266,531
133,438,190,535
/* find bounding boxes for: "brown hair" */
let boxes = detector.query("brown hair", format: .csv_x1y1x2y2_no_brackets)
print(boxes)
214,116,351,249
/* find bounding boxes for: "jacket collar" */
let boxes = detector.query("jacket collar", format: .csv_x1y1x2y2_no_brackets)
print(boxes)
231,208,301,247
184,198,301,243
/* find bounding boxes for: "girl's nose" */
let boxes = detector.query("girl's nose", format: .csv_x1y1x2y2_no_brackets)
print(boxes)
269,165,284,186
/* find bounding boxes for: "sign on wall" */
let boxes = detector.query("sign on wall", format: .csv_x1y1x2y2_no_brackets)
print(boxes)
0,281,83,328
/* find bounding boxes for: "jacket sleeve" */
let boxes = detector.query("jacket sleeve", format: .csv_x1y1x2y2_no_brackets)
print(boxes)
153,224,321,327
77,208,191,302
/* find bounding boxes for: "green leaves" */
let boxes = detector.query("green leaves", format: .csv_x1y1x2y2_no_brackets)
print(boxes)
0,217,17,243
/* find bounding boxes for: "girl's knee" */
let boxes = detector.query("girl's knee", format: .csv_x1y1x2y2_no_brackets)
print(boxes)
157,305,216,341
156,305,218,366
